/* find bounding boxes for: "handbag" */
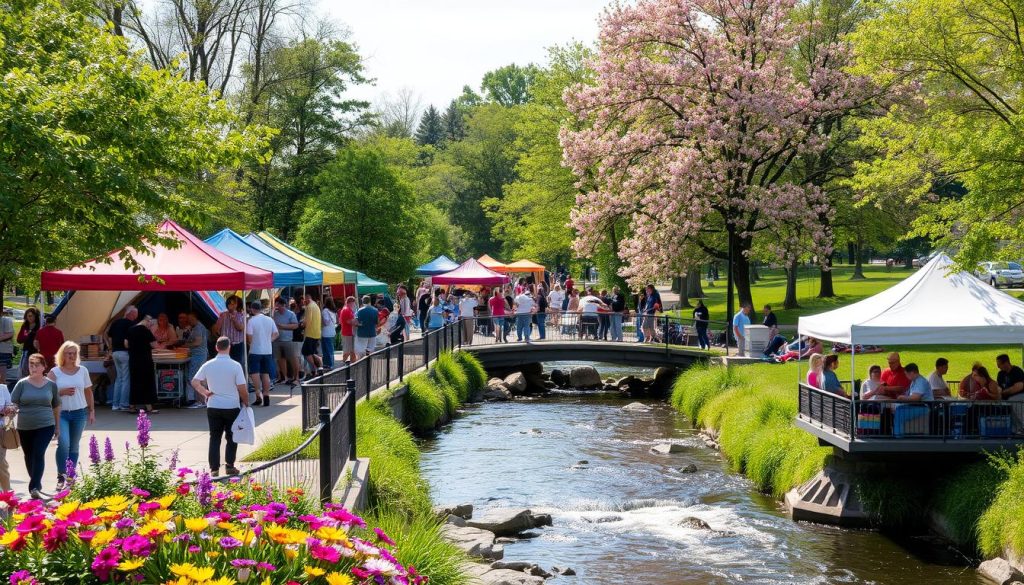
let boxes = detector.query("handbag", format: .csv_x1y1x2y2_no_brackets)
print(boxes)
1,417,20,450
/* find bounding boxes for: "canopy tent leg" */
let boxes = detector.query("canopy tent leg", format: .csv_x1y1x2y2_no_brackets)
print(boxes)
850,341,857,437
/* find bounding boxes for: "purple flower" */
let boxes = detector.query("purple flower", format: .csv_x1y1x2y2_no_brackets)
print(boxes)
91,546,120,581
230,559,256,568
10,569,38,585
136,411,151,449
374,527,396,546
218,536,242,549
104,437,115,462
131,488,150,498
197,471,213,508
256,562,276,572
114,517,135,531
188,545,201,554
63,459,76,487
168,449,179,471
122,534,153,558
88,435,100,465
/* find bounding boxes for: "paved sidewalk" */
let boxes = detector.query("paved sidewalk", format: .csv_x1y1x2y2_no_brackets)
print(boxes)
3,387,303,498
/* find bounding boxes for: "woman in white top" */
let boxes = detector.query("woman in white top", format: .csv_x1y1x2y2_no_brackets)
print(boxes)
0,382,12,490
860,365,884,400
548,285,565,328
47,341,94,489
320,298,338,370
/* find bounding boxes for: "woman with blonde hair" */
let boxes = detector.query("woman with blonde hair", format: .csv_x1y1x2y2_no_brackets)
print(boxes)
47,340,94,489
806,353,825,390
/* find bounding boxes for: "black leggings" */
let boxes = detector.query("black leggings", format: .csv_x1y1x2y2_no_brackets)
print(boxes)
20,425,54,492
207,408,240,471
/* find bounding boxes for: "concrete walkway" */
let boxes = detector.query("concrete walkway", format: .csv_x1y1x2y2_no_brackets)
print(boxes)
3,387,303,498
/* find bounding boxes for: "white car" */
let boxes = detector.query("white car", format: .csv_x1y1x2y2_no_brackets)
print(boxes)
977,261,1024,288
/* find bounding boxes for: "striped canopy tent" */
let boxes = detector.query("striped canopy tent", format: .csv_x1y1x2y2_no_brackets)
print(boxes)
239,233,323,285
505,259,545,281
356,272,388,295
478,254,510,273
253,231,357,285
205,229,309,287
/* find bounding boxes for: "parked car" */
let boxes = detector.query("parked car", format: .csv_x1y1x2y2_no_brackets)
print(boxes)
976,261,1024,288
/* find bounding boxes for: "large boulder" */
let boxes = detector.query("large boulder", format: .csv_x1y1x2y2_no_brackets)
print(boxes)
435,503,474,520
522,371,548,393
569,366,602,388
678,516,712,530
550,369,568,386
978,558,1024,585
440,525,503,560
651,443,687,454
622,402,651,412
519,362,544,375
653,366,678,392
466,509,552,537
503,372,528,394
482,381,513,401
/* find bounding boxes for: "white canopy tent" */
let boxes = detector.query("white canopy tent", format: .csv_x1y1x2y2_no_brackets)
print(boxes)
798,254,1024,346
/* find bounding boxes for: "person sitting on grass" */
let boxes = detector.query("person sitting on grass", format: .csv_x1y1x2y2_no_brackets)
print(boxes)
778,336,822,363
806,354,824,390
822,354,844,395
860,365,884,400
928,357,951,398
897,363,933,401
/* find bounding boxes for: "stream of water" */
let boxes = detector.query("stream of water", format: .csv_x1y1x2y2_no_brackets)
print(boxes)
419,362,984,584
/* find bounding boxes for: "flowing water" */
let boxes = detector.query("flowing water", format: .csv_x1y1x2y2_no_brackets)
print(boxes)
419,362,984,585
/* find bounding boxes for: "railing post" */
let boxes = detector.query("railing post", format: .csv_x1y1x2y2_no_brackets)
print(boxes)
347,379,357,460
365,353,372,398
459,319,463,349
424,329,430,364
398,342,405,381
385,344,391,390
318,406,332,504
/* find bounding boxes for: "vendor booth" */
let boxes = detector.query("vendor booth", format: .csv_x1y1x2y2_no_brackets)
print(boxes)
505,260,546,284
252,231,358,300
205,228,314,287
41,220,274,406
356,272,388,295
432,258,509,287
416,255,460,276
478,254,510,273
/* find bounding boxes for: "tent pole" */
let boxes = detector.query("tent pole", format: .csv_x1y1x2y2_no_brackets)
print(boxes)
850,334,857,437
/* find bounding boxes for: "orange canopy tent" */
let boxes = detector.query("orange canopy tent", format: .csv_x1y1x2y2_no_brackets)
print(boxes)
505,260,546,281
478,254,509,273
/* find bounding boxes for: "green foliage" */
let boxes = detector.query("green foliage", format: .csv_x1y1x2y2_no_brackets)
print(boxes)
71,443,174,502
356,401,432,519
935,459,1009,548
453,351,488,395
297,144,420,282
435,352,471,403
979,450,1024,557
404,372,448,433
0,0,269,286
480,63,538,106
855,476,926,529
363,508,469,585
415,105,446,146
242,427,318,461
670,363,742,421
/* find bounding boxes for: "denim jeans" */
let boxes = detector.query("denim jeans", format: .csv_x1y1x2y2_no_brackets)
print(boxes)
21,425,54,492
636,314,645,342
207,407,240,471
516,315,532,341
56,407,88,478
112,350,131,409
320,336,335,369
610,313,624,341
598,314,610,340
536,313,547,339
187,350,207,401
696,327,710,349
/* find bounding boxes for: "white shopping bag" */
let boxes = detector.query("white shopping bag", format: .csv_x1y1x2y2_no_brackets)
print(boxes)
231,407,256,445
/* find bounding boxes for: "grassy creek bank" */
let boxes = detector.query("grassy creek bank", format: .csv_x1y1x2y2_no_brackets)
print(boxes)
671,356,1024,573
246,351,490,585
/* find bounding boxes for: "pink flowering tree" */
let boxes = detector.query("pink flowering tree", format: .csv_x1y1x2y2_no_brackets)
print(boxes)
562,0,866,305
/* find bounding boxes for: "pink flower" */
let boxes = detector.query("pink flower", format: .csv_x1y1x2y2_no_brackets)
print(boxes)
177,484,191,495
122,534,153,558
16,515,45,534
309,543,340,563
9,570,37,585
91,546,120,581
131,488,150,498
43,523,69,552
374,527,396,546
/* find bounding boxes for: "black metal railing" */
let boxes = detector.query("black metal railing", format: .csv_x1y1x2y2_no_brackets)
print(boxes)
798,383,1024,442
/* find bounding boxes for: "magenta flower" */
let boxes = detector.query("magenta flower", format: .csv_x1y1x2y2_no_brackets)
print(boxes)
91,546,120,581
9,570,37,585
136,411,151,448
16,515,45,534
374,527,396,546
188,545,201,554
230,559,257,568
43,523,69,552
131,487,150,498
256,562,276,572
122,534,153,558
88,435,100,465
309,543,340,563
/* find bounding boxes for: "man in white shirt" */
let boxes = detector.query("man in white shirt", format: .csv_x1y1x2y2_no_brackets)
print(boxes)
245,301,279,407
928,357,951,398
191,337,249,477
458,292,478,345
513,288,535,343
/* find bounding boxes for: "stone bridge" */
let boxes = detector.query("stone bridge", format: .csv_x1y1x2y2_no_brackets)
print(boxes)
458,340,709,370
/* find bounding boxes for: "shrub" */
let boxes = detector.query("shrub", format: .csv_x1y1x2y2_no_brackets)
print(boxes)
356,401,432,518
435,352,470,403
671,363,744,421
405,372,447,433
435,377,460,417
979,450,1024,557
856,475,927,529
365,508,469,585
453,351,488,395
935,459,1008,548
242,427,317,461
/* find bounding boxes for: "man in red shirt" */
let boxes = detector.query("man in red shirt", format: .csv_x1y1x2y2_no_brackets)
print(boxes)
33,314,65,371
564,275,575,295
338,296,357,364
879,352,910,399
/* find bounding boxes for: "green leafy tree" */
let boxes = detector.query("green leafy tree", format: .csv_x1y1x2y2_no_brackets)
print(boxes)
296,145,419,282
441,100,467,143
480,63,538,106
415,105,445,146
0,0,268,292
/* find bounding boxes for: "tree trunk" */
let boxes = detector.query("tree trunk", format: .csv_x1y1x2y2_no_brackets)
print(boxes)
731,232,754,308
671,276,683,294
847,241,855,264
851,239,866,280
905,255,913,269
686,269,704,300
818,256,835,298
750,261,760,283
783,259,800,309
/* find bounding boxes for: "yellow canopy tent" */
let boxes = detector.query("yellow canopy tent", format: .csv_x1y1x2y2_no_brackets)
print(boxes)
478,254,510,273
254,231,357,285
505,260,546,281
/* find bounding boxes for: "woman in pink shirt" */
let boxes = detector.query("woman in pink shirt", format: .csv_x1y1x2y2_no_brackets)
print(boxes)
488,289,507,343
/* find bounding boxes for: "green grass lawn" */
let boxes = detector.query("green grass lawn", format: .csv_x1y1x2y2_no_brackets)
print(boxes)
676,263,1024,326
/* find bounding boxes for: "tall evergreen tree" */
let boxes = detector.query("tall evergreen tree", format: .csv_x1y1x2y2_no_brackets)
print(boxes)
415,105,445,146
442,100,467,142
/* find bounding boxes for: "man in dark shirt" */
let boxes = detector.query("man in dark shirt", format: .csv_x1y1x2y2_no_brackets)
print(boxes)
996,354,1024,400
105,305,137,411
610,286,626,342
762,305,778,336
693,299,710,350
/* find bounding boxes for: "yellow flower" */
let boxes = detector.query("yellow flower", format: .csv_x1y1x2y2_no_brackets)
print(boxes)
91,528,118,548
55,501,80,519
188,566,215,581
185,517,210,532
284,548,298,560
314,526,348,543
157,494,177,510
118,558,145,571
207,578,236,585
229,529,255,546
170,563,196,577
103,495,131,512
263,525,307,545
325,572,354,585
152,509,174,523
0,531,22,546
207,551,221,559
215,521,236,531
163,578,190,585
138,521,168,537
303,566,326,578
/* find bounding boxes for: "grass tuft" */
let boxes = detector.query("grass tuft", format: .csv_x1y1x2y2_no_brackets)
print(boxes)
935,459,1009,548
242,427,317,462
364,508,469,585
435,352,470,403
405,372,447,433
356,401,432,518
453,351,488,395
978,450,1024,557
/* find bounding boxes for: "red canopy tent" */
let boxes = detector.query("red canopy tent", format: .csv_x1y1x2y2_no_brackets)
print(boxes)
431,258,509,286
41,219,274,291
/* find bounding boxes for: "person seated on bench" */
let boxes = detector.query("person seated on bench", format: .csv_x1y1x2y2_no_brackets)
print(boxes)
822,354,844,396
878,352,910,399
806,353,824,389
996,354,1024,402
964,366,1001,400
860,365,884,400
897,363,933,401
928,357,951,398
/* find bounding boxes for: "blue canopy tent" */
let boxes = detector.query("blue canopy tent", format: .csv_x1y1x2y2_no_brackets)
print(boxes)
238,233,323,286
205,229,310,287
416,255,460,276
